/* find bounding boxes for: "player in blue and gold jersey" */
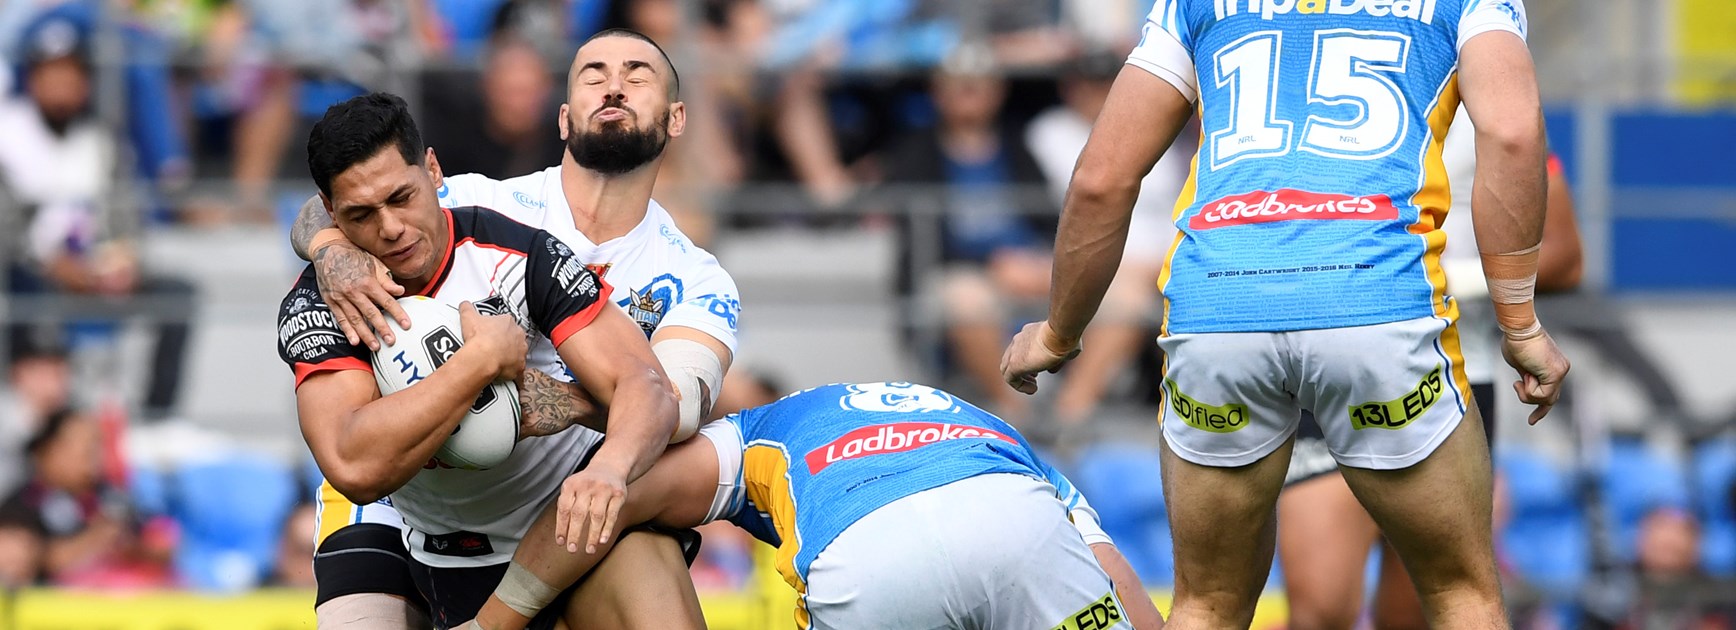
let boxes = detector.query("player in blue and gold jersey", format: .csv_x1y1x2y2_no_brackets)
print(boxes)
459,382,1165,630
1002,0,1570,628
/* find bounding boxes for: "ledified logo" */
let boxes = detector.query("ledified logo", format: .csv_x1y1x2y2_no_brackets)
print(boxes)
1166,380,1250,433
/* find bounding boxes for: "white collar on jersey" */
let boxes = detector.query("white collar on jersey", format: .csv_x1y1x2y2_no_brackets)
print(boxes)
541,166,668,249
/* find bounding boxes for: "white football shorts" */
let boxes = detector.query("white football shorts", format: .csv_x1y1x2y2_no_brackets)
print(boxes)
1159,315,1472,470
803,473,1131,630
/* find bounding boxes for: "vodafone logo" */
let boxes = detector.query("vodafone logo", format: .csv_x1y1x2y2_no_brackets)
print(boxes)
1191,189,1397,230
805,422,1017,474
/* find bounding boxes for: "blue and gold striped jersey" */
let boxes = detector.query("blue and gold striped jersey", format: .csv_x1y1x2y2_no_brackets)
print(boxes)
1128,0,1528,333
713,383,1097,602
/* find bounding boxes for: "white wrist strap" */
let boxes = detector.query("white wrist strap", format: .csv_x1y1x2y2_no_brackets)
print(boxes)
654,338,724,443
497,561,561,618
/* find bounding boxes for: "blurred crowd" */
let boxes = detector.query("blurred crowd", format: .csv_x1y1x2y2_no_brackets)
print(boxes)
0,0,1193,465
0,0,1731,627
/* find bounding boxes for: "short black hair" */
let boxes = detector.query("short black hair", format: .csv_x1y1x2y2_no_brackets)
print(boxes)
578,28,679,100
24,407,79,459
306,92,425,198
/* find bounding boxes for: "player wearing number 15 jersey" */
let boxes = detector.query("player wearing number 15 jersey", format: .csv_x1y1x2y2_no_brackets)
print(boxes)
1000,0,1571,627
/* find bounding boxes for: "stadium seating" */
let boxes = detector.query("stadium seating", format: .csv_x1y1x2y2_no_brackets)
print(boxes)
170,456,298,592
1599,440,1691,563
1692,439,1736,576
1498,448,1591,596
1068,443,1173,585
127,465,172,518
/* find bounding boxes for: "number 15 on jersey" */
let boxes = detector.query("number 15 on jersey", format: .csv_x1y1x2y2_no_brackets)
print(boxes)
1210,29,1415,170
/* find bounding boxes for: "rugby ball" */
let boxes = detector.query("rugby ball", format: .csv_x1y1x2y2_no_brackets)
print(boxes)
370,296,521,470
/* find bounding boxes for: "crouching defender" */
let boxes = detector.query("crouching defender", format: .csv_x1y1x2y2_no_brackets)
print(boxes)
458,381,1165,630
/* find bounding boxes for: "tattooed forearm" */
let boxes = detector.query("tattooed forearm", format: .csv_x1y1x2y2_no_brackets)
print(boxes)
517,368,606,438
313,241,379,294
291,195,336,261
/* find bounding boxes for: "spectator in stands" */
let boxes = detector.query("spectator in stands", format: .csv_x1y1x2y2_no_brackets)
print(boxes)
1637,507,1703,582
0,327,72,497
0,408,174,588
1620,506,1736,629
1058,0,1152,53
423,36,564,180
271,502,316,588
1024,50,1195,426
0,501,44,588
424,0,604,62
882,47,1055,424
0,9,197,423
3,4,194,219
762,0,1070,215
176,0,386,224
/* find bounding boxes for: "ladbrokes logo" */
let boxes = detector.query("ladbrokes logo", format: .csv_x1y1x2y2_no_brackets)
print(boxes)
805,422,1017,474
1215,0,1439,24
1166,379,1249,434
1191,189,1397,230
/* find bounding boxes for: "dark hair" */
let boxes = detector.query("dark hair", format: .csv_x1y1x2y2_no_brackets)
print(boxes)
306,92,426,198
578,28,680,100
24,407,80,458
8,324,67,364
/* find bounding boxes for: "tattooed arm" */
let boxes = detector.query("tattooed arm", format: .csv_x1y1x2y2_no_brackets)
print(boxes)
311,242,410,351
290,195,336,261
518,368,607,437
292,194,411,350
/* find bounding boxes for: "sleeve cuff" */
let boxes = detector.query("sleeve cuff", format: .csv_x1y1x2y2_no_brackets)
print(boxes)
654,316,740,357
1126,26,1197,102
549,281,615,348
1457,22,1525,50
1070,507,1115,547
293,357,371,389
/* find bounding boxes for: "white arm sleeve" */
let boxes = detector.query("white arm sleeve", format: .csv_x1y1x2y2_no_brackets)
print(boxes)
697,418,747,523
1458,0,1528,49
1042,465,1115,546
1125,0,1198,102
1069,496,1114,547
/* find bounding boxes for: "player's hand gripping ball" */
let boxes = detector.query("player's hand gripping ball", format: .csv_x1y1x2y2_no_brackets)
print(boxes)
371,296,522,469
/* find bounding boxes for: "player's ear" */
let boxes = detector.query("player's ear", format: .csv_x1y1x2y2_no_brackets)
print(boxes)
666,101,686,139
558,103,572,141
425,147,445,189
319,191,334,216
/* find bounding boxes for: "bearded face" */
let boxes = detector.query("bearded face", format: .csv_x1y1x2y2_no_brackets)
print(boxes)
565,92,670,176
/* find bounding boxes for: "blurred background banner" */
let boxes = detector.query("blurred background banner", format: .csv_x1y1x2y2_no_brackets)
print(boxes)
0,0,1730,628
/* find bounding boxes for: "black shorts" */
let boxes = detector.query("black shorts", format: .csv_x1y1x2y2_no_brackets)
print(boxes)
313,522,429,611
1284,382,1497,487
408,525,704,630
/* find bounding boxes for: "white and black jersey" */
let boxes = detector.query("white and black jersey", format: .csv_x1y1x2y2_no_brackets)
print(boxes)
278,205,612,567
437,167,741,354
